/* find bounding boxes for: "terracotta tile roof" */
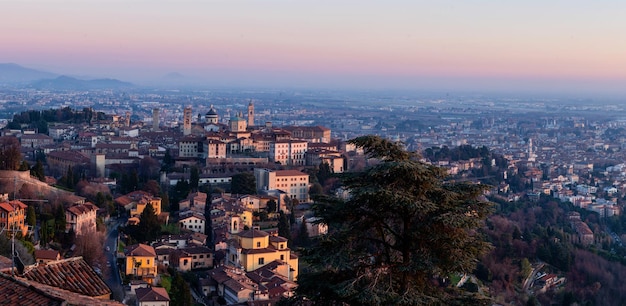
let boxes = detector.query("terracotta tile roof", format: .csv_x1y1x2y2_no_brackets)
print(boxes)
242,247,277,255
136,287,170,302
181,246,212,255
269,236,288,243
20,276,123,305
0,273,64,306
47,150,90,164
21,257,111,297
67,202,98,216
0,255,13,270
238,229,269,238
0,200,27,212
125,243,157,257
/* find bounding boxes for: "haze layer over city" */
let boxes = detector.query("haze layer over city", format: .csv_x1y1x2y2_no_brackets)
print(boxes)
3,1,626,306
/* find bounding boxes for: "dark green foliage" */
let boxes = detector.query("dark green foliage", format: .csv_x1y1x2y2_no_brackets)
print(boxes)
26,205,36,227
296,220,310,247
54,204,66,234
126,203,161,243
31,160,45,181
316,162,332,185
230,172,256,195
137,203,161,243
64,166,74,189
278,212,291,241
139,157,161,182
0,235,34,266
95,192,106,207
189,166,199,190
170,179,191,210
162,149,175,172
160,192,170,212
309,182,323,196
36,119,48,134
424,144,492,162
19,161,29,171
254,210,269,222
170,272,193,306
266,199,277,213
297,135,493,305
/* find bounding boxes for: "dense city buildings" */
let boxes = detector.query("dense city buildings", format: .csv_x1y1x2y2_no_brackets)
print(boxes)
4,86,626,304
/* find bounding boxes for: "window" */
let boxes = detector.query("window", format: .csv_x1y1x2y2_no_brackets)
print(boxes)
147,259,150,265
280,255,284,260
256,242,261,248
258,258,264,265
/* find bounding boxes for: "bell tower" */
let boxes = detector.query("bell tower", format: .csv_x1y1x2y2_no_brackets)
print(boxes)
247,101,254,127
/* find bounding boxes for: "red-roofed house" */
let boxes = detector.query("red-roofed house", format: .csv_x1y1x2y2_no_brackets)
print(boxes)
124,244,157,285
0,200,28,237
135,287,170,306
65,202,98,236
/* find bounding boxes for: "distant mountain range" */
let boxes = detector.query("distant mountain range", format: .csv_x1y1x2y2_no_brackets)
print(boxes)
0,63,57,83
0,63,134,90
30,75,134,90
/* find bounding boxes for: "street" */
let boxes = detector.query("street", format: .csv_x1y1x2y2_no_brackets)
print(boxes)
105,217,126,302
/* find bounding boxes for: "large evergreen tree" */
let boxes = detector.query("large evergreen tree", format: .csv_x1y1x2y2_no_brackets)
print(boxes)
297,135,493,305
136,203,161,243
31,160,45,181
26,205,36,227
170,272,193,306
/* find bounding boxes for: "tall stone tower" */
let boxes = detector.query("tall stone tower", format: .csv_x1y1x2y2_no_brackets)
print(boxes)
247,101,254,127
125,111,131,127
183,106,192,136
152,108,160,131
92,154,106,178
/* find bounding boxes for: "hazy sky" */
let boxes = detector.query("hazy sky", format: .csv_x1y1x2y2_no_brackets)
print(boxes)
3,0,626,92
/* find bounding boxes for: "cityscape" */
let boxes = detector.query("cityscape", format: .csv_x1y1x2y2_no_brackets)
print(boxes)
3,1,626,306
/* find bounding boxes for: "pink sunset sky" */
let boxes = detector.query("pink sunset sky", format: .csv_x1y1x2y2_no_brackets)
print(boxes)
3,0,626,91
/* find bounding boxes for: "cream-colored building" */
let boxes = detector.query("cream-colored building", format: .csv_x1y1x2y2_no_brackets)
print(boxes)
269,140,308,166
203,139,227,158
178,213,205,234
227,229,298,281
65,202,98,236
254,168,310,203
